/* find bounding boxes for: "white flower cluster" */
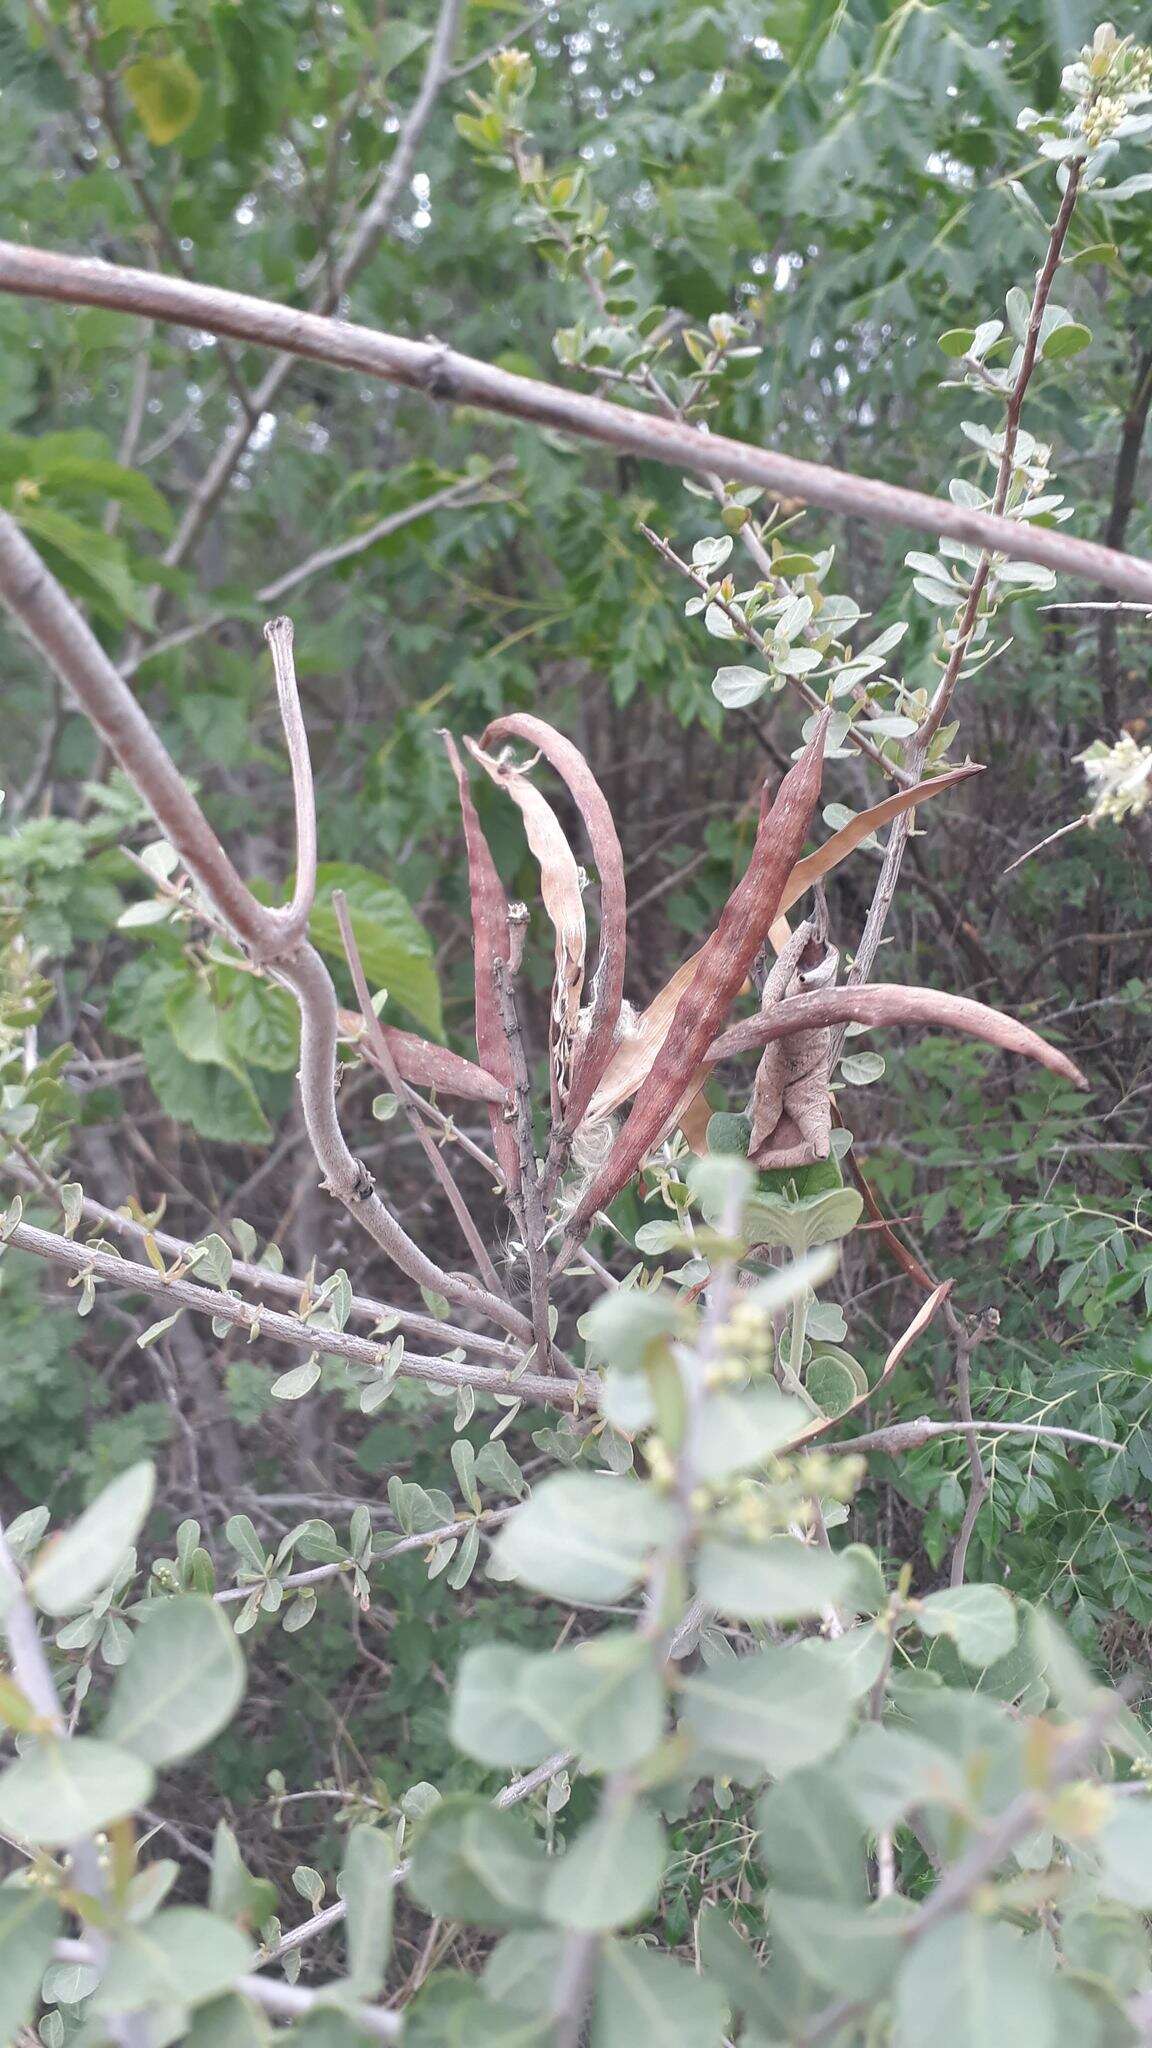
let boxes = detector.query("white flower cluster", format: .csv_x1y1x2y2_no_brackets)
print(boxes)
1079,732,1152,826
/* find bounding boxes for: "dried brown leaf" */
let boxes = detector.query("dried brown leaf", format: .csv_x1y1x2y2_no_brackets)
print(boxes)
709,983,1088,1088
466,737,587,1123
482,713,626,1129
749,931,839,1170
584,764,980,1125
440,733,521,1191
789,1281,954,1447
777,763,982,918
565,716,829,1240
339,1014,508,1106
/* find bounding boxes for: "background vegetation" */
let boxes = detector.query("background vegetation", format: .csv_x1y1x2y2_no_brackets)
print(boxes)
1,0,1151,2041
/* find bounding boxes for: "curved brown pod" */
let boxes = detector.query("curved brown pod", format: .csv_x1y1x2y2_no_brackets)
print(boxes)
564,715,830,1241
709,984,1088,1088
439,733,521,1193
342,1017,508,1106
481,713,627,1131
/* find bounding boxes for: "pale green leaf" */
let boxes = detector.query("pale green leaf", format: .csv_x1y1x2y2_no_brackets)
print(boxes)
697,1537,853,1621
489,1475,674,1605
28,1461,154,1616
102,1595,245,1765
0,1886,61,2041
916,1585,1018,1668
592,1940,728,2047
343,1824,396,1996
543,1798,665,1931
0,1737,153,1845
95,1908,253,2013
894,1919,1057,2047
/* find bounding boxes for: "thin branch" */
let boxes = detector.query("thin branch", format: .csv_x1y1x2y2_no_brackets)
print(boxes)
918,161,1083,753
1,242,1150,600
844,163,1085,1014
35,1,257,427
262,616,317,949
1,1216,588,1410
801,1683,1137,2046
213,1509,515,1604
121,468,511,678
492,948,566,1376
155,0,465,579
638,520,912,786
255,1746,573,1968
6,1156,519,1361
332,889,506,1295
449,0,561,78
948,1306,997,1587
0,510,530,1341
825,1415,1125,1457
1098,345,1152,729
51,1937,401,2042
277,943,532,1339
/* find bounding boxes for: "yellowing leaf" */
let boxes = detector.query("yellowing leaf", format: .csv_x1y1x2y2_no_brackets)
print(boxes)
124,55,202,146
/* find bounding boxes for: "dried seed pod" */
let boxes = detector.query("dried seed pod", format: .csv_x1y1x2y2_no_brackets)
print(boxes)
748,928,840,1170
466,737,587,1125
564,715,830,1240
440,732,521,1193
481,713,626,1129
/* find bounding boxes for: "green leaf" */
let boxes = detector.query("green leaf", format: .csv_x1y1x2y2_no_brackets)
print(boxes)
757,1766,869,1902
311,865,442,1036
744,1187,863,1254
893,1919,1057,2047
450,1645,555,1769
28,1460,154,1616
696,1906,780,2030
543,1798,666,1931
693,1388,808,1482
124,54,203,145
697,1537,853,1621
95,1908,253,2013
1096,1803,1152,1909
270,1359,322,1401
35,453,173,535
680,1640,857,1781
343,1824,396,1996
583,1289,680,1371
489,1475,674,1605
769,1892,908,2001
182,1993,270,2048
375,19,431,77
1040,320,1091,361
916,1585,1018,1668
16,504,151,625
519,1633,664,1772
0,1886,61,2041
208,1820,276,1932
0,1736,153,1845
141,1025,271,1145
102,1595,245,1765
483,1930,568,2017
938,328,975,357
406,1796,545,1928
840,1725,967,1832
592,1940,728,2047
712,664,768,708
804,1354,858,1417
166,981,242,1070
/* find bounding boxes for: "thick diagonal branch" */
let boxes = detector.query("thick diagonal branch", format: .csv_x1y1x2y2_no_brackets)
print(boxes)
1,240,1150,600
0,512,529,1341
1,1217,578,1408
